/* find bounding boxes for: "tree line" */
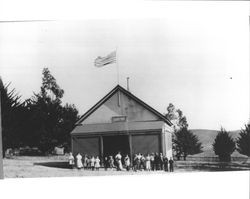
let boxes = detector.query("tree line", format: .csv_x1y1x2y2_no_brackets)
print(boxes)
165,103,250,161
1,68,249,160
1,68,79,155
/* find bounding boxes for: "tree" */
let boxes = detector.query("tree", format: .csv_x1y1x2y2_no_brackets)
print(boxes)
213,128,235,162
29,68,79,153
173,127,202,160
0,80,30,153
57,103,79,152
165,103,188,130
165,103,198,160
236,124,250,157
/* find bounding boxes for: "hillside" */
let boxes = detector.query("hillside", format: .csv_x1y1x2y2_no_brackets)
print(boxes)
189,129,247,158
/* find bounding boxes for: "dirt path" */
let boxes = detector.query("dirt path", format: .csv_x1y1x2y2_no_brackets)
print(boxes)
3,156,249,178
3,156,190,178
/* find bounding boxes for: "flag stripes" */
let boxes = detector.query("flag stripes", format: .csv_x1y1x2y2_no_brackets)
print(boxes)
94,51,116,67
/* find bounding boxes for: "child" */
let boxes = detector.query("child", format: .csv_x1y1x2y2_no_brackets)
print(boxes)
87,156,91,170
150,153,155,171
83,155,88,169
145,154,151,171
95,156,101,171
68,152,75,169
76,153,83,169
133,154,139,172
169,157,174,172
140,154,145,170
90,156,95,171
104,157,109,171
109,156,115,170
124,154,130,171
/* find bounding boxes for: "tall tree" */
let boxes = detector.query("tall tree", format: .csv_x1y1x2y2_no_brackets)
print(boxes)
165,103,188,130
173,127,202,160
165,103,201,160
236,124,250,157
213,128,235,162
29,68,79,153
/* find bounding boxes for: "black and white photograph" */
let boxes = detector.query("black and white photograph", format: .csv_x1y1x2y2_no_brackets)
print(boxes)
0,1,249,182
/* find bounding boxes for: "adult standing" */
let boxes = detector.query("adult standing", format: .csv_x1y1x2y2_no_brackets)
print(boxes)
115,152,123,171
159,153,164,170
76,153,83,169
169,157,174,172
154,152,160,170
163,156,169,172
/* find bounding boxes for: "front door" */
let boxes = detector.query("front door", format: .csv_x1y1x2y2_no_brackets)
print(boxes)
103,135,130,161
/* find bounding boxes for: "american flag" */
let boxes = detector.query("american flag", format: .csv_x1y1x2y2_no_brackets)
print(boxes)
94,51,116,67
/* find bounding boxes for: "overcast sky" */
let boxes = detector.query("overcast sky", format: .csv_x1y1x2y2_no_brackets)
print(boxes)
0,2,249,130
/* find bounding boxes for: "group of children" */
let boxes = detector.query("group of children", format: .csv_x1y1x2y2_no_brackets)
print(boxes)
68,151,174,172
69,152,101,170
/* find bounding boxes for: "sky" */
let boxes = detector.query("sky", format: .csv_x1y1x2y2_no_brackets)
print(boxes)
0,2,249,131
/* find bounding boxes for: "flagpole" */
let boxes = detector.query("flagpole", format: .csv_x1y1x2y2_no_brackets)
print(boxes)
116,46,119,85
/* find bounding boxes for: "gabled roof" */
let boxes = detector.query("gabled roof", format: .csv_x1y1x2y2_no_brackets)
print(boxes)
76,85,172,126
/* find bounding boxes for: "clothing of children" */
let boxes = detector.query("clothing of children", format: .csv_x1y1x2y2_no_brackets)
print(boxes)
145,155,151,171
83,156,88,168
124,155,130,171
109,156,115,169
115,153,123,170
76,153,83,169
95,157,101,170
104,157,109,170
90,157,95,170
68,153,75,168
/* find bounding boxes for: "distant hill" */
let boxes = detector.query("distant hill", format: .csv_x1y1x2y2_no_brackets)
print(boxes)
189,129,247,158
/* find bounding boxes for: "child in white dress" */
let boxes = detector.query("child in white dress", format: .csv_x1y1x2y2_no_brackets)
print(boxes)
145,154,151,171
124,155,130,171
76,153,83,169
95,156,101,171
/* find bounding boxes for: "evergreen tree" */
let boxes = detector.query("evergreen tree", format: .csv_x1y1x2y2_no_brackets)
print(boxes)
0,80,29,153
213,128,235,162
236,124,250,157
173,127,202,160
29,68,79,153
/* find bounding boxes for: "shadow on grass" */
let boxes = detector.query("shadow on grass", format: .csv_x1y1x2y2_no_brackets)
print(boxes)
34,161,70,169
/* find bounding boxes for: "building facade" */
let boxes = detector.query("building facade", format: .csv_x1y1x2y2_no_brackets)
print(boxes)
71,85,173,163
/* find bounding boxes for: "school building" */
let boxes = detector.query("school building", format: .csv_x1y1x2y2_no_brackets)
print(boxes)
71,85,173,162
